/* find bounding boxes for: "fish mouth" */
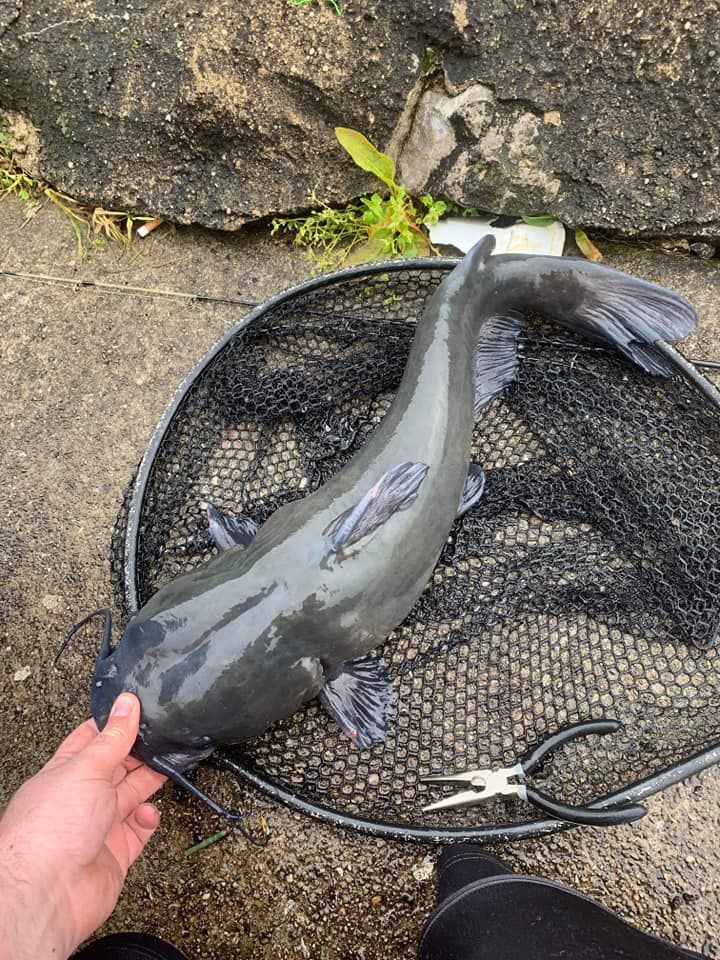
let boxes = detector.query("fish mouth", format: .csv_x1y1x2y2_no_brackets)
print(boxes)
131,725,216,772
90,676,117,732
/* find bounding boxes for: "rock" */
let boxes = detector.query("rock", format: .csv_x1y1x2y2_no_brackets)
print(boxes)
13,666,32,682
392,1,720,238
411,855,435,883
41,592,64,612
691,242,717,260
1,0,718,237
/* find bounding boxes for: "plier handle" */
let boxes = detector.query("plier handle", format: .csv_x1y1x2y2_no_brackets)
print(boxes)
422,719,647,827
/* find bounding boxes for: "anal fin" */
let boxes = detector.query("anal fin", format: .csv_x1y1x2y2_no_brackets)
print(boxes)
319,654,395,750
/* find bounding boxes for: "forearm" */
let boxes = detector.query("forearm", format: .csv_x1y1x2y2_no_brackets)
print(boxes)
0,841,70,960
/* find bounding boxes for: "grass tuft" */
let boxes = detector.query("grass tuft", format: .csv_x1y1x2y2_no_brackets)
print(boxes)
288,0,343,14
0,129,155,259
271,128,447,273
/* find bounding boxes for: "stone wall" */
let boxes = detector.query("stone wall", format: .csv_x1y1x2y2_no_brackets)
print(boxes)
1,0,718,236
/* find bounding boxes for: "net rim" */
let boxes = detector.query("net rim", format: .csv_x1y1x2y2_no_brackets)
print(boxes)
119,257,720,842
225,740,720,843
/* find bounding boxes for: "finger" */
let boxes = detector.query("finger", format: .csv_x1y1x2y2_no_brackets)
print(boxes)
47,718,99,767
111,754,145,788
123,803,160,866
135,802,160,830
77,693,140,779
123,755,145,773
117,764,168,821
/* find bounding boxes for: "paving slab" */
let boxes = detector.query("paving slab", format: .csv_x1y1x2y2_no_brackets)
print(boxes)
1,200,719,958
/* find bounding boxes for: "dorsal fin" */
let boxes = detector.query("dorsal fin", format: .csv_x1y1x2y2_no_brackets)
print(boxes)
476,233,496,260
474,312,523,415
466,234,497,271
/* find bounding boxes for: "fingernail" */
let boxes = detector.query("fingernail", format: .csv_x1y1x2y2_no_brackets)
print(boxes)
111,693,135,718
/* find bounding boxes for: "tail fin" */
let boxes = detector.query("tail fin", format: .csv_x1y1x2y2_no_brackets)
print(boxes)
553,262,697,376
458,238,701,418
462,237,696,378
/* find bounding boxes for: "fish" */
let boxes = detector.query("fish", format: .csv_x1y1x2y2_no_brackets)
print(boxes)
78,235,697,822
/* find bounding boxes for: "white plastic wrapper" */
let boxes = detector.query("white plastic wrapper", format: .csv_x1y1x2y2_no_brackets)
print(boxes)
428,217,566,257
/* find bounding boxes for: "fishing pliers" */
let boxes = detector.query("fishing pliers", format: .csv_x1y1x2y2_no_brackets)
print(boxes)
421,719,647,826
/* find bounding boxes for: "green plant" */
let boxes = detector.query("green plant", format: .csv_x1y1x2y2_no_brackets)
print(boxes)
0,129,154,259
272,127,447,271
520,214,556,228
521,212,603,260
183,829,229,856
573,227,602,261
287,0,342,14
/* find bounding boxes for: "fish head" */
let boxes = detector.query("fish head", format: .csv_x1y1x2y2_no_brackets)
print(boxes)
90,617,216,770
88,619,163,760
91,657,211,769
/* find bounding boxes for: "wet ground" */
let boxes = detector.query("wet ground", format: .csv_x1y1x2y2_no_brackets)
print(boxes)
1,198,719,958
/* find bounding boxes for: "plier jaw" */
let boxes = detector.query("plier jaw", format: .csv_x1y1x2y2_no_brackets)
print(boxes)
422,763,525,812
420,719,648,827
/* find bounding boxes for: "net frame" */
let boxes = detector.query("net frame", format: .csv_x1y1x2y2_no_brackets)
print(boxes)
112,258,720,842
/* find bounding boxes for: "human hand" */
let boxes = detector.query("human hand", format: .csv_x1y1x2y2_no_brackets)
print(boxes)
0,693,167,960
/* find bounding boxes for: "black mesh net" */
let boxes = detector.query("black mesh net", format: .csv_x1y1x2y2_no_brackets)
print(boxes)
110,263,720,837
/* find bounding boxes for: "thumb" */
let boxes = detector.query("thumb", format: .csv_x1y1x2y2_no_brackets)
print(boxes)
79,693,141,778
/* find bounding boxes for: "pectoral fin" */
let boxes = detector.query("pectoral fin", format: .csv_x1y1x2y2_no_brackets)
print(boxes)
474,312,523,415
457,463,486,517
328,461,429,554
319,654,395,750
203,502,259,552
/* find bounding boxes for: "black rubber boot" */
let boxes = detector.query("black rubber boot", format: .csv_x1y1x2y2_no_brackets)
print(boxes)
420,845,704,960
436,845,512,903
73,933,188,960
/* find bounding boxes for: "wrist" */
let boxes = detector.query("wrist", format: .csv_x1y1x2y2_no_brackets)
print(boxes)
0,836,71,960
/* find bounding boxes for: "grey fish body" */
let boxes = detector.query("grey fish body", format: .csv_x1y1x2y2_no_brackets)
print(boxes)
90,238,697,778
98,244,490,759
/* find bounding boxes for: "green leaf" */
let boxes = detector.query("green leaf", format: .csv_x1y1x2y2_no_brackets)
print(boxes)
574,228,603,261
360,193,386,224
520,214,557,227
287,0,342,12
342,233,387,266
419,196,448,226
184,829,229,857
335,128,397,190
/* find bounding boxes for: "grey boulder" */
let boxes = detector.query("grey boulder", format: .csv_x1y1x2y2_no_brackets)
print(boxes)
0,0,718,237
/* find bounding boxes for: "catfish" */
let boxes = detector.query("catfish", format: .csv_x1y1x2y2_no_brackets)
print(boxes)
68,236,697,821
